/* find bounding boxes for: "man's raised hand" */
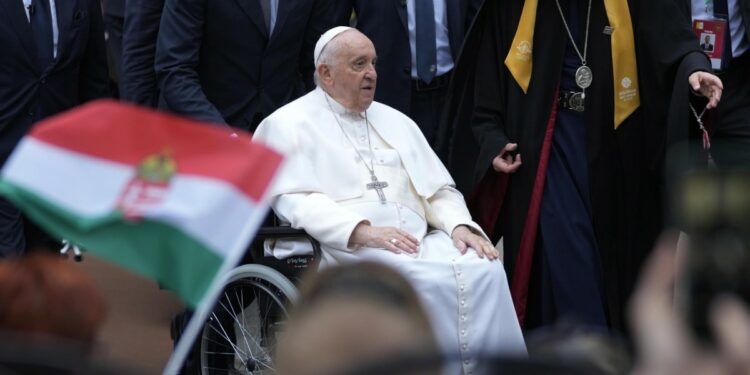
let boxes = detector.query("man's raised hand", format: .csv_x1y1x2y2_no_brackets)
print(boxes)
492,143,522,173
689,71,723,109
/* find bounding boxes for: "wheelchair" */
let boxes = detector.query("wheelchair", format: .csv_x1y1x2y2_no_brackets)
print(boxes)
182,218,321,375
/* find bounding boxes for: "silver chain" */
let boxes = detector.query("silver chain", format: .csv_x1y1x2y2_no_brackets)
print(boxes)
554,0,593,66
689,103,708,122
689,102,709,133
324,95,377,176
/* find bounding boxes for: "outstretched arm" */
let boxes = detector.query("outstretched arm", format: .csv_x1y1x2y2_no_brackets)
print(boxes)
78,0,110,102
120,0,165,107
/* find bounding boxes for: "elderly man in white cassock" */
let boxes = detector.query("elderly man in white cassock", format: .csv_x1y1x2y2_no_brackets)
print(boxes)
254,26,526,372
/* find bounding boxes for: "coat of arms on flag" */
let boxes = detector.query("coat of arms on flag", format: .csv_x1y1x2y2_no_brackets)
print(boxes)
117,150,177,220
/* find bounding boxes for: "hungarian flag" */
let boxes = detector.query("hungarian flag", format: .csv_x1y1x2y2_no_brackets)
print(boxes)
0,100,283,308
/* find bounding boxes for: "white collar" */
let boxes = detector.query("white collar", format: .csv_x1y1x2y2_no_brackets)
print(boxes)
317,87,366,119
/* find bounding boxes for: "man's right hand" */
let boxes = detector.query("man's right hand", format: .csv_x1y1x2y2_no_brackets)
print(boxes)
349,222,420,254
492,143,522,173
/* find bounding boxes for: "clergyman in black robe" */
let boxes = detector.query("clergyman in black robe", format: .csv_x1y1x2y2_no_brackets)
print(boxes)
438,0,723,332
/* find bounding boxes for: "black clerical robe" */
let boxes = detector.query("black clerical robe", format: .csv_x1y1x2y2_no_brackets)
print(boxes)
439,0,711,331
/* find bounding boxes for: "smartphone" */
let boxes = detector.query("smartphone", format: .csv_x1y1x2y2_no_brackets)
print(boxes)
674,170,750,345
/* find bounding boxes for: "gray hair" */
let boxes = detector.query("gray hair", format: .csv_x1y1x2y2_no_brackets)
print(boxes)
313,31,350,86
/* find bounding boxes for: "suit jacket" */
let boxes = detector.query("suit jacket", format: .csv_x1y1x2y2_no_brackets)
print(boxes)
0,0,109,163
333,0,482,115
101,0,125,83
155,0,335,131
120,0,165,107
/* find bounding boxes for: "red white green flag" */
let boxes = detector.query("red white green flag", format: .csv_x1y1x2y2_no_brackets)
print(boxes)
0,100,283,308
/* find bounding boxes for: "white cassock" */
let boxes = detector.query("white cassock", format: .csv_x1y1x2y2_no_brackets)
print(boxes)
254,87,526,373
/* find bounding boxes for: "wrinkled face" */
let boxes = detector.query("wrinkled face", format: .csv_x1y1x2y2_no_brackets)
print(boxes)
319,32,378,113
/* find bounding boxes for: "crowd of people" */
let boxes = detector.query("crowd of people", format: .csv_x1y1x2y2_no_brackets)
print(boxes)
1,0,749,373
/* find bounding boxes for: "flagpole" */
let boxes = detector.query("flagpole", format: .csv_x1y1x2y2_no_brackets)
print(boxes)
163,203,272,375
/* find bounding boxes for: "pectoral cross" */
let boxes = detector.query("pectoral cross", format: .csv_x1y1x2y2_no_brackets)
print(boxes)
366,171,389,204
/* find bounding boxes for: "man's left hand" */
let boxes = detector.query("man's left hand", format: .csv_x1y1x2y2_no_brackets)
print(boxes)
689,71,723,109
451,226,499,261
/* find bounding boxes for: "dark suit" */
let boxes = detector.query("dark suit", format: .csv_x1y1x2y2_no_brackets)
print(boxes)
0,0,109,256
102,0,125,87
155,0,334,131
679,0,750,168
120,0,165,107
334,0,481,145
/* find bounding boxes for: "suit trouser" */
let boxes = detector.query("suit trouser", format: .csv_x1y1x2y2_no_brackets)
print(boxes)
712,51,750,169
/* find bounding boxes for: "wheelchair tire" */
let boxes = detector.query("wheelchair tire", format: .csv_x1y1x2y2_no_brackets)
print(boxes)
199,264,298,375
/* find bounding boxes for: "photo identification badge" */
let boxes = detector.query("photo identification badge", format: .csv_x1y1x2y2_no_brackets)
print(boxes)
693,18,728,70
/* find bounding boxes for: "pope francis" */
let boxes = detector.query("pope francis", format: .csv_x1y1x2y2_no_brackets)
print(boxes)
254,27,526,372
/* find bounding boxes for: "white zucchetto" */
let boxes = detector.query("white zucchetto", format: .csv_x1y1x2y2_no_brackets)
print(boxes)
313,26,354,65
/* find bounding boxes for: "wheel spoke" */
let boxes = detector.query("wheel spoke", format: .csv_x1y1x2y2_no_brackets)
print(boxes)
200,269,296,375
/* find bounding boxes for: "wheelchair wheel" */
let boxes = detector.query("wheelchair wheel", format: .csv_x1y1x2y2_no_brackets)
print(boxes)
200,264,298,375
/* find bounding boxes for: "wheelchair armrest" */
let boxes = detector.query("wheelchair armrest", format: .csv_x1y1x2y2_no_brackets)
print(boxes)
252,226,322,262
256,226,309,238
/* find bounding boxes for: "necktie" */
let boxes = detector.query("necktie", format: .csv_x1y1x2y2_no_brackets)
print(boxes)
259,0,272,35
30,0,54,69
713,0,728,18
415,0,437,84
505,0,640,129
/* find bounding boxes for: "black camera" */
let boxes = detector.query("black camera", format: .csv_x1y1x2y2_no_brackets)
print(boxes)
673,170,750,345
